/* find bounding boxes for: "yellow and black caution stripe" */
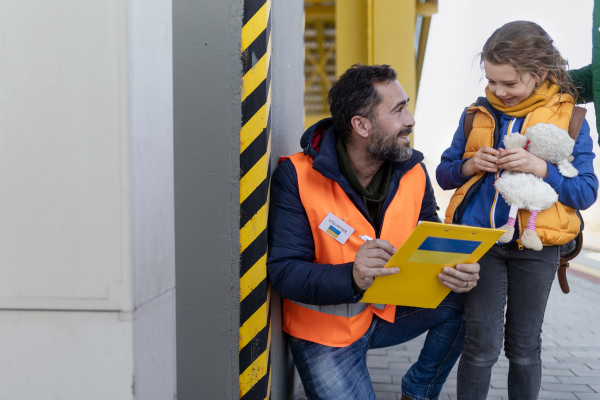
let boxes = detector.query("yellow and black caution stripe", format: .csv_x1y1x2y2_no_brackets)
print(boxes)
239,0,271,399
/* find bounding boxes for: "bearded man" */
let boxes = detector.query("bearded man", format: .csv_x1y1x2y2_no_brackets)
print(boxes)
267,64,480,400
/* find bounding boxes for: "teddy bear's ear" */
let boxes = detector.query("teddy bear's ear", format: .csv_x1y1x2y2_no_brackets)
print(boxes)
503,132,527,149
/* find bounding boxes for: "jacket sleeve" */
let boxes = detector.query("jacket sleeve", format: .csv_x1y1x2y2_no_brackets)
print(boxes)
266,159,358,305
436,109,474,190
569,64,594,104
543,119,598,210
418,163,442,223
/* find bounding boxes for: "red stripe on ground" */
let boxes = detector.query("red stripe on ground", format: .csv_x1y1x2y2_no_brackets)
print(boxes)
567,268,600,285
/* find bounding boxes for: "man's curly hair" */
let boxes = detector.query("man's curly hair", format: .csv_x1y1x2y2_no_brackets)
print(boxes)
327,64,397,143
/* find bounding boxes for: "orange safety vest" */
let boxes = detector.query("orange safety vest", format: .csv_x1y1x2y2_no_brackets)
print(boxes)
445,94,580,246
284,152,427,347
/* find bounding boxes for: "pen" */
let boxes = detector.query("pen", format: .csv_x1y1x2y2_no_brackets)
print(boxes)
359,235,374,241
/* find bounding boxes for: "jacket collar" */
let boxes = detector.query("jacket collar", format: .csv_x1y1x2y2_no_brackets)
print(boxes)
300,118,424,182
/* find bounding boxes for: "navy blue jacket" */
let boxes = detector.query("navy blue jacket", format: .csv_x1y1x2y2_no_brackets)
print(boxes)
267,118,440,306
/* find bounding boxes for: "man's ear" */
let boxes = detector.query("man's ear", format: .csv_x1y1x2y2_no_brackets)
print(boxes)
350,115,371,138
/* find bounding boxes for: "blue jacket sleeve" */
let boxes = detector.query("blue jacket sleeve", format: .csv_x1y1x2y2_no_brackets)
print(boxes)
418,163,442,223
436,110,474,190
266,159,358,305
543,119,598,210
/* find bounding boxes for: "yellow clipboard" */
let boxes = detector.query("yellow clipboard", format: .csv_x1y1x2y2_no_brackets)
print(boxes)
360,221,505,308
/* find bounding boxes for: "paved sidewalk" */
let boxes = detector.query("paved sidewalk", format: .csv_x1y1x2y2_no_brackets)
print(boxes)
293,248,600,400
368,263,600,400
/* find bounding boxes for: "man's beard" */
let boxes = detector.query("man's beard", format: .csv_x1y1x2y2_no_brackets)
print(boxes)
367,124,413,163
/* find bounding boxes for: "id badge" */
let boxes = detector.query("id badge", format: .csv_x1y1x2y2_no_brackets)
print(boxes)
318,212,355,245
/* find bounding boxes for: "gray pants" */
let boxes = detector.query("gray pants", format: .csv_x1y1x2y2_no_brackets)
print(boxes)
457,243,560,400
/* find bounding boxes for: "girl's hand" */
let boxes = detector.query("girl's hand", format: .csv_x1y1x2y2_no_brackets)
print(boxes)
497,147,548,178
460,146,499,176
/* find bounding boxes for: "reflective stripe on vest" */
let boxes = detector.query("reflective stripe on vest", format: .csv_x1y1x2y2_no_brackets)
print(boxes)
284,152,426,347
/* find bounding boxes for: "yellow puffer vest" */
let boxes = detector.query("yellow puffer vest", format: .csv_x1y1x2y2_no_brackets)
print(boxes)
445,94,581,246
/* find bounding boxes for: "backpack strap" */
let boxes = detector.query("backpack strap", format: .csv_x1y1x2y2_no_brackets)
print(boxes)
557,232,583,294
464,111,476,141
567,106,587,141
557,105,587,294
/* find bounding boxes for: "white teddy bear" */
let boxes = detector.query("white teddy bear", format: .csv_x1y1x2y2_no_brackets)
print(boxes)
494,123,578,250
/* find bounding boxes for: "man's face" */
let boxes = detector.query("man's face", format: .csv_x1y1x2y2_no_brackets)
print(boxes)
367,80,415,163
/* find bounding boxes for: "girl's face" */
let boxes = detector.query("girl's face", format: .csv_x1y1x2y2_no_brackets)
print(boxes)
484,61,542,107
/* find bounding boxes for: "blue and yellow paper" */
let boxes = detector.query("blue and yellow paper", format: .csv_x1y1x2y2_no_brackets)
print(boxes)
361,222,505,308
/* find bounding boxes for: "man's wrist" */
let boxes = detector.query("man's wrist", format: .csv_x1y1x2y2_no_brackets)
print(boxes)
352,275,366,296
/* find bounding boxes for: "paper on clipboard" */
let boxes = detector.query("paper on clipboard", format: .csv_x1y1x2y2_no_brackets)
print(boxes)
360,221,505,308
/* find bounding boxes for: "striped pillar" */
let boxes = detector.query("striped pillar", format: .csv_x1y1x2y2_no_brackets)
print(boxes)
239,0,271,399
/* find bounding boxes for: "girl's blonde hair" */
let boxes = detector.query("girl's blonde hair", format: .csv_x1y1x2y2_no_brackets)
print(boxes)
480,20,576,99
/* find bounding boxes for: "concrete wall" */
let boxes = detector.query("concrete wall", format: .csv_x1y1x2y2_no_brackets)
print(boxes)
1,0,303,397
0,1,175,398
173,0,243,398
173,0,305,397
270,0,305,398
129,0,176,398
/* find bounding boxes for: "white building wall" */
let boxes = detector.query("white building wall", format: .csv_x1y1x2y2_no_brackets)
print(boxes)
0,1,175,398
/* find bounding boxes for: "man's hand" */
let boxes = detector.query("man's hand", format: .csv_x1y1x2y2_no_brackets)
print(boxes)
438,263,480,293
353,239,398,291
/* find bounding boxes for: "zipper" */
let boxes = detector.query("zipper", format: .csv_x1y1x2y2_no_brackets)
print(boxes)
491,117,517,228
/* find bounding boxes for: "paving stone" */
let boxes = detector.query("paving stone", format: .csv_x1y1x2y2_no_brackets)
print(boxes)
373,392,397,400
364,359,390,368
381,363,411,371
543,368,577,377
542,375,562,383
541,383,594,393
366,355,401,363
575,394,600,400
486,388,511,398
544,362,588,370
382,350,414,358
538,390,579,399
372,383,404,392
558,376,600,385
556,357,600,363
370,373,392,384
569,351,600,358
490,379,508,389
543,350,575,358
570,366,600,377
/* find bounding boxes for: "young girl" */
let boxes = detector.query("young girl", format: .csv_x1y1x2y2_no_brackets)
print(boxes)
436,21,598,400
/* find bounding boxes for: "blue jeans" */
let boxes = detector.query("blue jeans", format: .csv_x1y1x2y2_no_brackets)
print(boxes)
289,292,465,400
457,243,559,400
